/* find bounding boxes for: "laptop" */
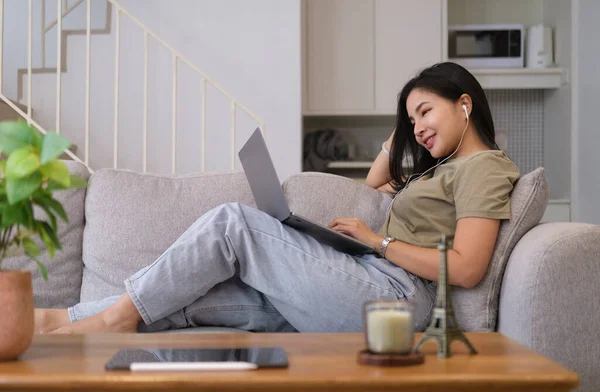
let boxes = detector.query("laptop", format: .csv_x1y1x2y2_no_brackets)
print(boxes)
238,128,376,256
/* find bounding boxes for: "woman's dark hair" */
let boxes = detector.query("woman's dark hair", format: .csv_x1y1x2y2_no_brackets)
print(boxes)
390,62,499,191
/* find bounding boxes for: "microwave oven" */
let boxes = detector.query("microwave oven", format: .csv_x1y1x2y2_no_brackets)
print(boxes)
448,24,524,68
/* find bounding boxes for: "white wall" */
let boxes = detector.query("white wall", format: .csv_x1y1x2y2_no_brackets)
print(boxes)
10,0,302,180
543,0,571,201
573,0,600,224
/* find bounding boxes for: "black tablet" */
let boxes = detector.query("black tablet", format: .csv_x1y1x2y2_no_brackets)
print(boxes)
105,347,288,371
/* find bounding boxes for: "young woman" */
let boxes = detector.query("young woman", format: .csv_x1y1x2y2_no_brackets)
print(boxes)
35,62,519,334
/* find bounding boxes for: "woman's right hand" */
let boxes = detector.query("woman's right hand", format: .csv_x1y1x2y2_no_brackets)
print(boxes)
365,130,395,194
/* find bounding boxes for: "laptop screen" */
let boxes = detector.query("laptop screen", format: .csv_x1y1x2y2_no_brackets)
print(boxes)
238,128,291,221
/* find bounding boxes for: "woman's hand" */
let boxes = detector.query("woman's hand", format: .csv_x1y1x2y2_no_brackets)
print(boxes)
365,129,396,190
328,218,383,250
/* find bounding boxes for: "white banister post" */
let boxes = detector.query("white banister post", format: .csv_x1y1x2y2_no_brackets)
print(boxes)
201,77,206,172
27,0,32,124
172,53,177,174
41,0,45,68
231,101,236,170
56,0,62,133
143,32,148,173
113,9,120,168
84,0,91,165
0,0,3,90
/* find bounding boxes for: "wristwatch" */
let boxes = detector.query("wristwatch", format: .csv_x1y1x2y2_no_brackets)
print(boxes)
379,236,396,259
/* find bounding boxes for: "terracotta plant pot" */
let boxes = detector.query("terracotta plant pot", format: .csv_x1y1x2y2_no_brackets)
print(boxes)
0,271,34,361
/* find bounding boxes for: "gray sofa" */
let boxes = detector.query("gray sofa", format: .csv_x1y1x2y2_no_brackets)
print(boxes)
4,161,600,391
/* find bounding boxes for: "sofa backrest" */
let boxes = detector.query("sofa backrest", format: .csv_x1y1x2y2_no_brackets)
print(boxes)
79,169,255,302
2,160,91,308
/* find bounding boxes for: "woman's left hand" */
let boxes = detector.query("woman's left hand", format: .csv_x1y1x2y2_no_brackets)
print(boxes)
328,218,383,250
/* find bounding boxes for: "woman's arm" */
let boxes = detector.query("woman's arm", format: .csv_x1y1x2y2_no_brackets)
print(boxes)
382,217,500,288
365,131,395,192
328,215,500,289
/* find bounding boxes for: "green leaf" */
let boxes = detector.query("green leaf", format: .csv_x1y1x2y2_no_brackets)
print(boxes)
22,202,35,229
31,257,48,281
22,237,41,257
40,132,70,165
6,171,42,204
39,221,61,250
32,196,57,232
40,160,70,187
45,180,66,192
29,126,43,150
0,121,39,154
37,221,55,259
1,203,28,226
5,147,39,179
35,194,67,222
46,174,87,192
68,174,87,189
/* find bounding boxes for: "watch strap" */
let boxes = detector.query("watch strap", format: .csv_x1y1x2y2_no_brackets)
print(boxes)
379,236,395,258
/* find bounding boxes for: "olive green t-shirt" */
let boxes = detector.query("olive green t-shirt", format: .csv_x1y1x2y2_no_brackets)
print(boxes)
378,150,520,249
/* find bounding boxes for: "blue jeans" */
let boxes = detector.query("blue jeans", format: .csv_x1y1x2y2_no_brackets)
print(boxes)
69,203,435,332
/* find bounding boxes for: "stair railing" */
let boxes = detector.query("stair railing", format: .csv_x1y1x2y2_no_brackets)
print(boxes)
0,0,265,174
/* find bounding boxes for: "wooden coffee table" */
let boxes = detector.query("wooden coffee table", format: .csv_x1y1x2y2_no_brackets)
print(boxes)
0,332,577,391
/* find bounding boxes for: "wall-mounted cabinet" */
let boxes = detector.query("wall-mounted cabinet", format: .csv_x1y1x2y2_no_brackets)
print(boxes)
303,0,444,115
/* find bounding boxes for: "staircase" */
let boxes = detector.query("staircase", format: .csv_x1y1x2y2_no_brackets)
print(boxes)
0,0,264,174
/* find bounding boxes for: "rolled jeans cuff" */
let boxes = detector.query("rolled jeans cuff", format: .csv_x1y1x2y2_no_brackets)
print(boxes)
125,278,153,326
67,306,78,323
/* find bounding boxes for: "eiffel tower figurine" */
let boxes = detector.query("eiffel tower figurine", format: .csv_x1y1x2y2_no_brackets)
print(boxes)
414,234,477,358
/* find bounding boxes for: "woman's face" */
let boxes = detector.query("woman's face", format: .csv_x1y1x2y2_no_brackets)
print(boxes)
405,88,467,159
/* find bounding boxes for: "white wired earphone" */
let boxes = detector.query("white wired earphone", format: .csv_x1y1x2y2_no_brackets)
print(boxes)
384,104,470,217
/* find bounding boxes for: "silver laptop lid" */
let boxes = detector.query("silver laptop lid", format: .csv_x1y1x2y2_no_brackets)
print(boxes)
238,128,291,221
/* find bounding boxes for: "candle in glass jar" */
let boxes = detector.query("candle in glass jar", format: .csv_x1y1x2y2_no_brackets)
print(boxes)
366,305,414,354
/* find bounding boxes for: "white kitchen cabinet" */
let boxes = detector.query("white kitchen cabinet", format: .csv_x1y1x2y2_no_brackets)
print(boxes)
303,0,444,115
375,0,444,112
305,0,375,113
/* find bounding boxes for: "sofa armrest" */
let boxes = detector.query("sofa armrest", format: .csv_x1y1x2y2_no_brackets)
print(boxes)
498,222,600,392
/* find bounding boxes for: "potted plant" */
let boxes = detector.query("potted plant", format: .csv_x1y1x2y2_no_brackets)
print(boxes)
0,120,86,361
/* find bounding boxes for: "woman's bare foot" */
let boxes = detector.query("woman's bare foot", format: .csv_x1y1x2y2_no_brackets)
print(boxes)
49,310,138,334
34,308,71,334
49,294,142,334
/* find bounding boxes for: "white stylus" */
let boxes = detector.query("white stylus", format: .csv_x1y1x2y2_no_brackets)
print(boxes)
130,362,259,372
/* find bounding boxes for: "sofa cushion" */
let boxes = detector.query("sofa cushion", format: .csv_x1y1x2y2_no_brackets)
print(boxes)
2,160,90,308
283,172,391,232
80,170,255,302
452,167,549,331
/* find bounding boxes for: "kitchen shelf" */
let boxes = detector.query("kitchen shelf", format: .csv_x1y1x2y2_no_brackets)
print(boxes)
328,159,414,169
470,67,566,89
327,161,373,169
